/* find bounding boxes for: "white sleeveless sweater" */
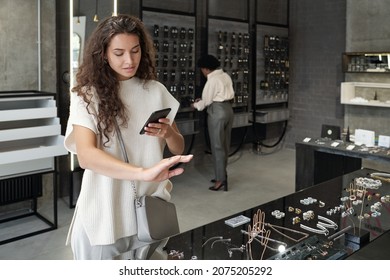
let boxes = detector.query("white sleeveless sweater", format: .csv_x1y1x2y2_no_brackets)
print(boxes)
64,77,179,246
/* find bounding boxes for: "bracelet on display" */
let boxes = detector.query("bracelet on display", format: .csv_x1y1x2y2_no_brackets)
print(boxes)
264,223,309,243
300,223,329,236
317,215,338,230
370,172,390,183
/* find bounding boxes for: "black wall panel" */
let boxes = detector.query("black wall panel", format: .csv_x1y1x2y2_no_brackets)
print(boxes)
208,0,248,21
257,0,288,25
143,0,195,14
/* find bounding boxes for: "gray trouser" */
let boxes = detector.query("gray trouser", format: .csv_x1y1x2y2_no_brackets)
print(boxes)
207,101,234,181
71,213,165,260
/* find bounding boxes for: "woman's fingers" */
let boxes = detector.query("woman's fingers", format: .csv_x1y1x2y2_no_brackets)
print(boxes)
165,155,193,178
170,154,193,163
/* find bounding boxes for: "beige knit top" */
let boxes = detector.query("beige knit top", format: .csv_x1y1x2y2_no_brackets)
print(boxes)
64,77,180,246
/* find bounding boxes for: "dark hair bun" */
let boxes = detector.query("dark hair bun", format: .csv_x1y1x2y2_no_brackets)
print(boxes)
197,54,220,70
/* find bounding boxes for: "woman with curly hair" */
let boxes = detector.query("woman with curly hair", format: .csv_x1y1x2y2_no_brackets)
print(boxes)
64,14,192,260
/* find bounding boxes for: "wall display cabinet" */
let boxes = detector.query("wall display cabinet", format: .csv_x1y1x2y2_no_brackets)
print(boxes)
0,92,67,177
341,82,390,108
342,52,390,73
253,25,289,124
0,91,67,244
207,18,251,128
142,10,198,135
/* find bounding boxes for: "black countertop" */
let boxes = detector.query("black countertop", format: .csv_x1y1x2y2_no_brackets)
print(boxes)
165,168,390,260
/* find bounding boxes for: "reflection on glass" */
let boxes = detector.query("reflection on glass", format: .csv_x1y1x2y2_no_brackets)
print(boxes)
72,33,81,73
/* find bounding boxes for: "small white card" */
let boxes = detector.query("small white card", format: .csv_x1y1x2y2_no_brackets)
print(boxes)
303,137,311,142
225,215,251,228
378,135,390,148
331,142,340,147
346,145,355,150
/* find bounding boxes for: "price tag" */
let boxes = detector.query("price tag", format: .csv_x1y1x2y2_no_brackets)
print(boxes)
303,137,311,143
346,145,355,150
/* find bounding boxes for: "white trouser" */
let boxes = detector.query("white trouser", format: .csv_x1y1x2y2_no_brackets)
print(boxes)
70,214,164,260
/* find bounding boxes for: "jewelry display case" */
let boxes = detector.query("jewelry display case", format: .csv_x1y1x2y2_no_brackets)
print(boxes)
165,168,390,260
207,18,252,128
142,10,198,136
342,52,390,73
295,138,390,191
341,82,390,108
252,25,289,124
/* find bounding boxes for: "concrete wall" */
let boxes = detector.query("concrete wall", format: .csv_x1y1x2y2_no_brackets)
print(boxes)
0,0,56,92
286,0,390,148
286,0,346,147
344,0,390,136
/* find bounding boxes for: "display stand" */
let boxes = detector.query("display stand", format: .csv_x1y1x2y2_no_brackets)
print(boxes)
0,170,58,245
0,91,67,244
142,10,199,136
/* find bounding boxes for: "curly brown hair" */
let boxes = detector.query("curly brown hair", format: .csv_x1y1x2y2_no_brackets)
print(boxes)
72,14,156,145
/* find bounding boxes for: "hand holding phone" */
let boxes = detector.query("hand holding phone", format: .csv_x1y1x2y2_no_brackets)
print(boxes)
139,108,171,134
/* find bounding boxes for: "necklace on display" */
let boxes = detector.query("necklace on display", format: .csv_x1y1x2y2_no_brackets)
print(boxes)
264,223,309,243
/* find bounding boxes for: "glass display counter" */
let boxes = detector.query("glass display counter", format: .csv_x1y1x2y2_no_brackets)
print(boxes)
164,168,390,260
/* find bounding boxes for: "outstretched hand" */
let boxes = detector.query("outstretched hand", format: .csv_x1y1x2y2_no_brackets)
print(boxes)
143,154,193,182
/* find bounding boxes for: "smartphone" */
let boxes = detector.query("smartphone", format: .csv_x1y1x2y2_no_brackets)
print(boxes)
139,108,171,134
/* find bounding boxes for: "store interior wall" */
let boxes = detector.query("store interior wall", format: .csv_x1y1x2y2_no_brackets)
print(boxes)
344,0,390,136
0,0,56,92
286,0,346,147
1,0,390,200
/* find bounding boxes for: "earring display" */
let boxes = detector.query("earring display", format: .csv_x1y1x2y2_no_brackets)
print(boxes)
146,19,195,110
142,11,198,136
214,29,250,106
260,35,289,102
253,25,289,125
207,19,252,128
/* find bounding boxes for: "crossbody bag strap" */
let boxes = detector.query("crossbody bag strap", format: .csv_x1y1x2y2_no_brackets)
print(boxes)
114,119,140,205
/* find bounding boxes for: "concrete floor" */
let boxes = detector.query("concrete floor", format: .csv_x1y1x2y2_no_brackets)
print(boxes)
0,146,296,260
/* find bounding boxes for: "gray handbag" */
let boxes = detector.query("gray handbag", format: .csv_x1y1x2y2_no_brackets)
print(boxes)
115,120,180,242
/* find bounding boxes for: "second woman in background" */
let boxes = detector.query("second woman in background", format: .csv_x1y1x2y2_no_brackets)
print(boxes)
192,54,234,191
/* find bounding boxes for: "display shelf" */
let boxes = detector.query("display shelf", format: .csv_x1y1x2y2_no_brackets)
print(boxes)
250,108,289,124
342,52,390,73
232,112,251,128
255,94,288,105
0,158,57,179
176,118,199,136
0,119,61,141
0,91,65,245
0,96,57,121
340,82,390,107
0,93,67,177
0,135,66,165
